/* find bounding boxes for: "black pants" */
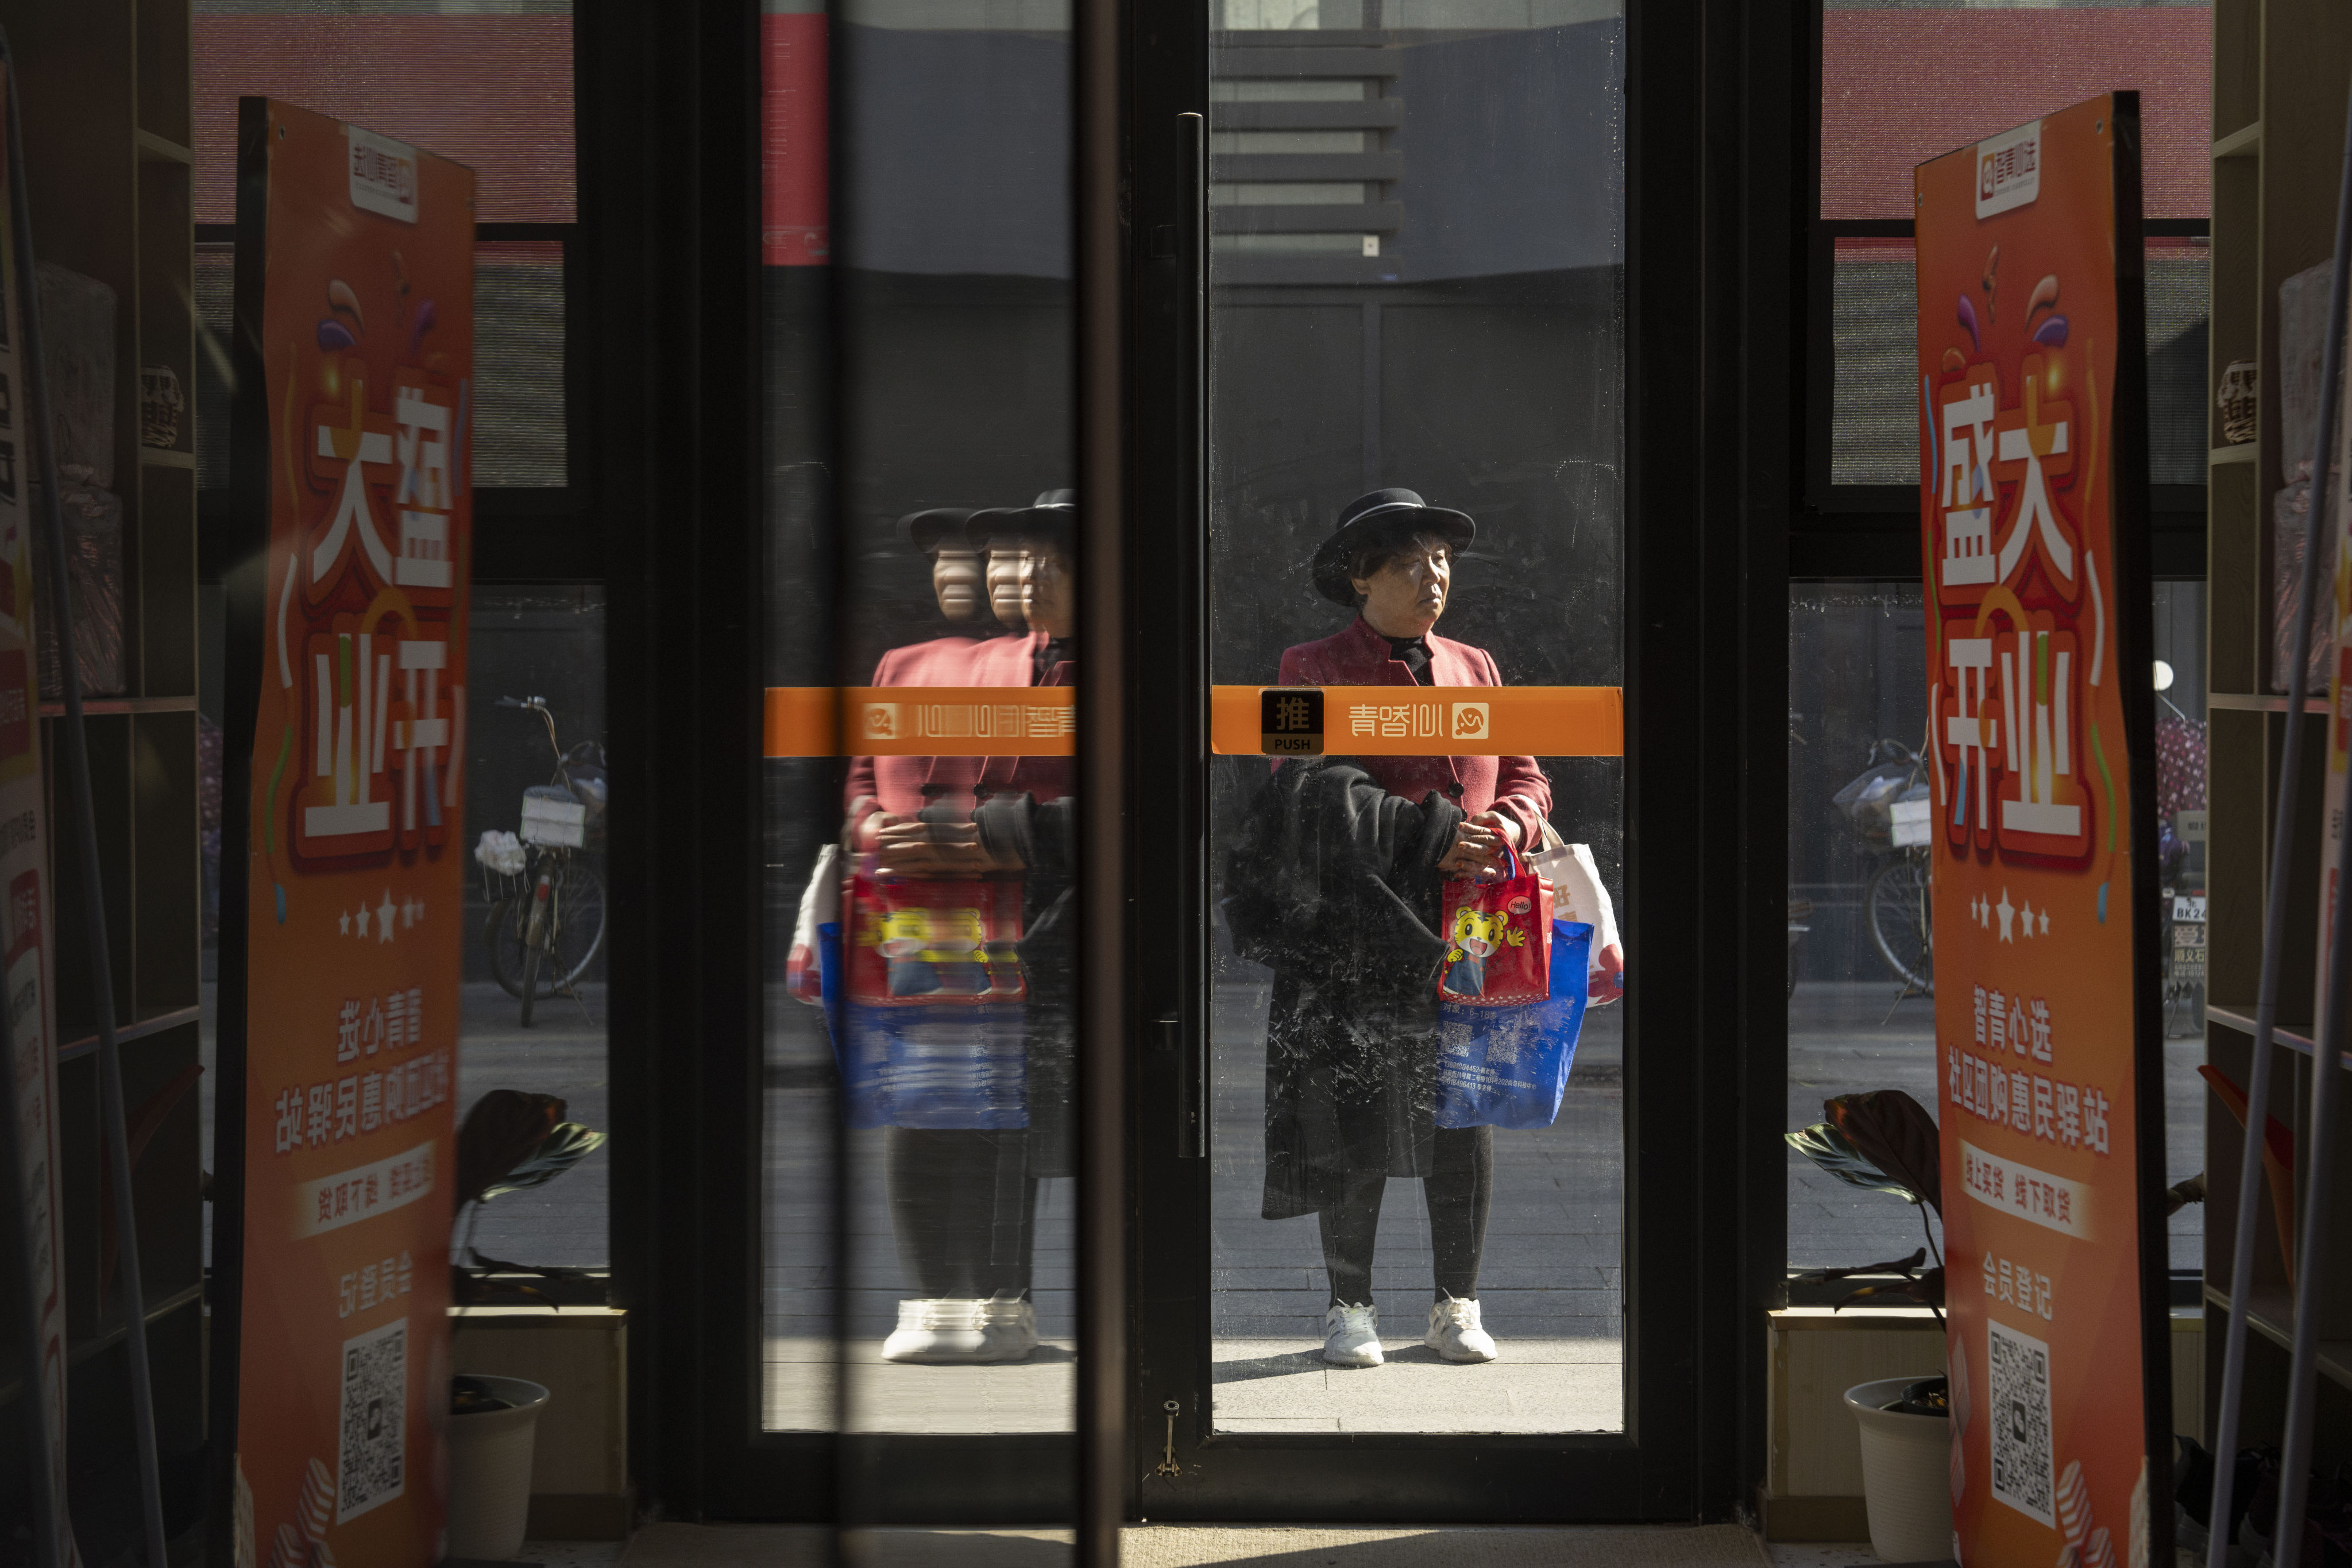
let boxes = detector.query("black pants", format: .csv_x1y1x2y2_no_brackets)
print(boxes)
1318,1124,1492,1306
885,1126,1037,1300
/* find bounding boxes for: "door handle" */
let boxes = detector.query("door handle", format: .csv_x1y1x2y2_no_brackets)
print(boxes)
1174,111,1209,1167
1157,1012,1204,1158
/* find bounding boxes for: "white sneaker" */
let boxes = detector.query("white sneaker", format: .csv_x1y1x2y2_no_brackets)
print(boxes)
1425,1295,1498,1362
880,1299,989,1364
982,1295,1038,1362
1322,1303,1383,1367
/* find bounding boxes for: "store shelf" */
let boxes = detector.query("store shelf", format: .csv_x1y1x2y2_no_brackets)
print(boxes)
0,1281,204,1412
2208,691,2332,713
54,1003,200,1063
2206,1004,2351,1069
2212,442,2259,464
36,694,198,719
2206,1283,2352,1388
2214,122,2264,159
137,445,194,469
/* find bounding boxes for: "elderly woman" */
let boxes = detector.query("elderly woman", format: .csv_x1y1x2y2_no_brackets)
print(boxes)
845,491,1077,1366
1237,488,1553,1370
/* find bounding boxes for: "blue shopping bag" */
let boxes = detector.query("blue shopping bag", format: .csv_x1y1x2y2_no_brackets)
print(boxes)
821,918,1028,1130
1434,919,1592,1130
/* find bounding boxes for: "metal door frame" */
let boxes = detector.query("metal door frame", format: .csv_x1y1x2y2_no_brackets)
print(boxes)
586,0,1803,1533
1119,0,1803,1523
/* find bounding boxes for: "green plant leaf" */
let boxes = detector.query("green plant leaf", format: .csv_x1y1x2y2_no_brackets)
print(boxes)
480,1121,609,1202
1785,1121,1920,1204
458,1090,565,1206
1824,1090,1942,1216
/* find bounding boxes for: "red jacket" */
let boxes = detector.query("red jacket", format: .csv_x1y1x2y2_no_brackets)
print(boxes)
1277,615,1551,851
845,632,1075,835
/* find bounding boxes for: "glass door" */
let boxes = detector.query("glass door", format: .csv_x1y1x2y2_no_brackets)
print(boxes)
1123,0,1718,1518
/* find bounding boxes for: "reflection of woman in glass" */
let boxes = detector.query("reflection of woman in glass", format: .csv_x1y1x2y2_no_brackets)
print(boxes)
846,492,1077,1365
1252,489,1551,1368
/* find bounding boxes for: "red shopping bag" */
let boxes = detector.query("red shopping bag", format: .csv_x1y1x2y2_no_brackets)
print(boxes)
1436,849,1553,1006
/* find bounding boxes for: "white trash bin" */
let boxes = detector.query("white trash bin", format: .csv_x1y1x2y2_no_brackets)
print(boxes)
446,1374,550,1561
1845,1376,1952,1562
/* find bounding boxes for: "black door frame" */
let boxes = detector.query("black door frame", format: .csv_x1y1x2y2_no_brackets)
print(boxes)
588,0,1803,1530
1123,0,1802,1524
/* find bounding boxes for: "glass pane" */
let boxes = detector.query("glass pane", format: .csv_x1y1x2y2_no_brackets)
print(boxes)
762,0,1079,1442
194,242,567,491
1786,584,1937,1276
196,586,611,1277
473,243,568,487
1829,240,2211,488
1786,582,2208,1277
1208,16,1625,1434
193,0,576,225
454,588,610,1269
1820,0,2211,222
2153,581,2206,1272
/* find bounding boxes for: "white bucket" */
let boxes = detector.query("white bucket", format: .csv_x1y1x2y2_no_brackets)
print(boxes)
445,1374,550,1561
1845,1375,1952,1562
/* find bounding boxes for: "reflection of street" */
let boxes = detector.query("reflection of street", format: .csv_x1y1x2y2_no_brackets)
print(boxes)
760,982,1627,1436
749,979,2210,1436
1786,983,2204,1273
1208,980,1624,1435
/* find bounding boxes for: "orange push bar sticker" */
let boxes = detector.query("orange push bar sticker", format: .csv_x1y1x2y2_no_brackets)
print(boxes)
765,683,1621,758
1212,685,1622,757
766,686,1077,758
1214,686,1618,762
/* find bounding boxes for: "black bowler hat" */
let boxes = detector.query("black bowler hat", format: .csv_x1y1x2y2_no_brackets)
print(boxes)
898,507,978,554
1309,488,1476,607
965,488,1077,557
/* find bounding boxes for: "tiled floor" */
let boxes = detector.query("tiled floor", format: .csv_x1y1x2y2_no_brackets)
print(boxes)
605,1522,1788,1566
539,1528,1906,1567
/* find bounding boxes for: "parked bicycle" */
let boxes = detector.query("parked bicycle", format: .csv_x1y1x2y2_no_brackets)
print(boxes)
475,696,609,1027
1832,736,1933,997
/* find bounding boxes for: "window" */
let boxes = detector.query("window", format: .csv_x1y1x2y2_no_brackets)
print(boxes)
192,0,601,1278
1792,0,2212,1286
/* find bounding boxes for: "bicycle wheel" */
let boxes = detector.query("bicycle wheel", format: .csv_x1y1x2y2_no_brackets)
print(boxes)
540,860,608,992
484,897,534,999
1866,855,1934,995
520,937,541,1027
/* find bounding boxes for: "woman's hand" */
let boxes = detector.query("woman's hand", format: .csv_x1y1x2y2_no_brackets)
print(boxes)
874,818,1021,876
1589,941,1625,1002
1439,817,1510,881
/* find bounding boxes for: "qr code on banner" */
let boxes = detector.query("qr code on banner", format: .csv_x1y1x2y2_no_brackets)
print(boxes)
335,1316,407,1523
1988,1317,2056,1525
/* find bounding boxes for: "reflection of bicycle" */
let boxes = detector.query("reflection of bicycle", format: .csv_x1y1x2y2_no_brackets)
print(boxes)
1833,738,1933,997
479,697,608,1028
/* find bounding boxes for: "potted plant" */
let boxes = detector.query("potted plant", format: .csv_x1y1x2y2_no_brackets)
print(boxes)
1787,1090,1953,1563
443,1091,607,1559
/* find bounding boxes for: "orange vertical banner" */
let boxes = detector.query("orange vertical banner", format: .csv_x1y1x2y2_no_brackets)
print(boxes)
1916,94,2172,1566
227,99,473,1562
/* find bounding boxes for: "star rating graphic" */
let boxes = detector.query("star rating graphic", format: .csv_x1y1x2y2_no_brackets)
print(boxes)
341,891,426,941
1971,889,2053,943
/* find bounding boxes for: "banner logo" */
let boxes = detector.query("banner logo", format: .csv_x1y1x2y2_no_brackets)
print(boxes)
1975,121,2042,218
345,125,418,223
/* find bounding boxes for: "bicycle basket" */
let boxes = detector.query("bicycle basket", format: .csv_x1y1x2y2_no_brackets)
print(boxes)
1832,760,1922,845
520,783,589,848
474,828,529,902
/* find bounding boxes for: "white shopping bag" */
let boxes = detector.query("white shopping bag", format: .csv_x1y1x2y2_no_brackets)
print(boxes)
787,843,841,1005
1527,824,1623,1004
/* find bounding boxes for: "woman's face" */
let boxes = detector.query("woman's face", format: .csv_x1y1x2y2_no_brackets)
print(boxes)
983,537,1028,629
1351,535,1451,639
1021,545,1076,639
932,544,983,621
